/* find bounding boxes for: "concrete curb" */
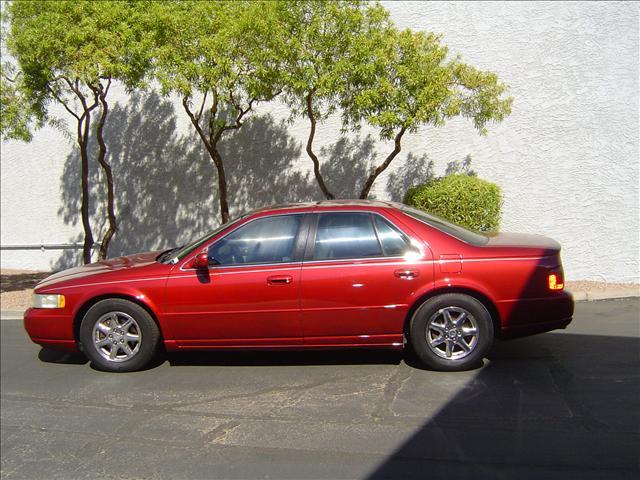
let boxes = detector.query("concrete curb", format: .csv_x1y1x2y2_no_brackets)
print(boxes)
1,310,25,321
570,290,640,302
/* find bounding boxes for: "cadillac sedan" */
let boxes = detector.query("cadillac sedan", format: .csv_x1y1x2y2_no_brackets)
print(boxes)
24,200,573,372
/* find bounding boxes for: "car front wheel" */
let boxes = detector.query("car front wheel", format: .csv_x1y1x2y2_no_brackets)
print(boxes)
409,293,494,371
79,299,160,372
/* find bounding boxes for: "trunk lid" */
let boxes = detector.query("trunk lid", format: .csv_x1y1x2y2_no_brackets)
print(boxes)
484,232,561,252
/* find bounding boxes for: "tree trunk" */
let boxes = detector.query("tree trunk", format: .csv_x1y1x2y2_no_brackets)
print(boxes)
358,127,407,199
212,148,230,224
305,92,334,200
93,84,116,260
77,115,94,264
182,97,230,224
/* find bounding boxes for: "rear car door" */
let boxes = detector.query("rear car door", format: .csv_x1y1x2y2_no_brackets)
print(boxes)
164,213,309,347
300,211,432,347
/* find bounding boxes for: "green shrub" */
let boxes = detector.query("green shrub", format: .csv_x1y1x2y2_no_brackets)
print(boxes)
403,174,502,232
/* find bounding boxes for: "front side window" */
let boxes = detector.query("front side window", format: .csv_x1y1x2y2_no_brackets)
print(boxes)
208,215,302,265
313,213,382,260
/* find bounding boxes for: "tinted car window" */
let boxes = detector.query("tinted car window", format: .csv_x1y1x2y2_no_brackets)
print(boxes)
401,206,489,246
373,215,410,256
209,215,301,265
313,213,382,260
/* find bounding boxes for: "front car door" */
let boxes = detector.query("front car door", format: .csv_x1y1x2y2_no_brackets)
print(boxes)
164,213,309,347
300,211,433,347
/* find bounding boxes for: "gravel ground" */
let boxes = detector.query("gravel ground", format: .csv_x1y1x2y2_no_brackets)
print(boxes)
1,270,638,312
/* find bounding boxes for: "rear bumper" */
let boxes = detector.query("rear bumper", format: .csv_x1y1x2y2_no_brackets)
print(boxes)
498,290,574,339
23,308,79,353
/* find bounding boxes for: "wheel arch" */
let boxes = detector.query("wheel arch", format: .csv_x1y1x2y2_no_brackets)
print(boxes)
404,287,501,339
73,294,163,348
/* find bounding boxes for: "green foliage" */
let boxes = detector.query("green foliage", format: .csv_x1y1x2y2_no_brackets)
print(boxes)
404,174,502,233
279,1,391,121
148,0,286,116
346,28,513,139
0,61,40,141
6,0,151,125
278,2,512,199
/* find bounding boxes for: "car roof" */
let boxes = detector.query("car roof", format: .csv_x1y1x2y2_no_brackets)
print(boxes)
249,199,403,216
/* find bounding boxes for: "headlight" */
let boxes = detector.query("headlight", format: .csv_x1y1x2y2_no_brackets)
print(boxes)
33,294,66,309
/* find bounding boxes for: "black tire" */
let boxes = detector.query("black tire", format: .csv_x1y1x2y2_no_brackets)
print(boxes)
409,293,494,371
79,298,160,372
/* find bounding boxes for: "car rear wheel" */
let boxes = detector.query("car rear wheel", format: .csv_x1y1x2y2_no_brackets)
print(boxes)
79,299,160,372
409,293,493,371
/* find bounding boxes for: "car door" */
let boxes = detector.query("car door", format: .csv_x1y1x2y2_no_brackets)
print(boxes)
164,213,309,347
300,211,432,347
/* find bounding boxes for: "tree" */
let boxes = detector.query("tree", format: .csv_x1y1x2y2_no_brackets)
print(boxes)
0,6,41,142
148,1,286,223
282,4,512,200
1,63,37,142
346,28,513,199
280,1,392,199
5,0,150,262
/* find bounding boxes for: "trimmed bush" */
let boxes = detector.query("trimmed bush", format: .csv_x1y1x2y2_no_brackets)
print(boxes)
404,174,502,232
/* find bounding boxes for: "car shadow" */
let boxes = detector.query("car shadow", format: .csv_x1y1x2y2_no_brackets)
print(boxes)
37,346,403,368
38,348,88,365
366,331,640,479
165,348,404,367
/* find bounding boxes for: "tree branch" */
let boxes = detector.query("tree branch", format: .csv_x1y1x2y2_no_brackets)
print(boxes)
195,90,208,123
305,91,334,200
358,125,408,199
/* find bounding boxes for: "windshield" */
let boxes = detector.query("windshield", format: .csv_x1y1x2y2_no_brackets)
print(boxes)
160,216,244,263
401,206,489,246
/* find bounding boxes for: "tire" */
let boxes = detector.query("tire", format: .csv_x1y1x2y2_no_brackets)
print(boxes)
409,293,494,371
79,298,160,372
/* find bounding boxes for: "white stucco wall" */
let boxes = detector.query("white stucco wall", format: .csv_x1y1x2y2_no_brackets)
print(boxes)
1,1,639,282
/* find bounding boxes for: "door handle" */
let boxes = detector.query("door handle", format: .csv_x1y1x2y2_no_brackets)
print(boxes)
267,275,293,285
394,269,420,279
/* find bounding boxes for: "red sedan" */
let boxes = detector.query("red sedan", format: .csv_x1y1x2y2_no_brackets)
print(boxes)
24,201,573,372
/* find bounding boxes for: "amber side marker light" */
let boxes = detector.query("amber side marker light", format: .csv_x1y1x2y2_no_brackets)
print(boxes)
548,274,564,291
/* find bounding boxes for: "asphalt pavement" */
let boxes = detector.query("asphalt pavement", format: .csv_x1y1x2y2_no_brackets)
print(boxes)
1,299,639,479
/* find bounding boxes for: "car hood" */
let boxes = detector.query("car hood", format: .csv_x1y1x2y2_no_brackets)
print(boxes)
36,251,164,289
484,232,561,252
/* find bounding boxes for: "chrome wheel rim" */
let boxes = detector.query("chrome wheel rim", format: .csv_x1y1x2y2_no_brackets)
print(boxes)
92,311,142,363
426,306,478,360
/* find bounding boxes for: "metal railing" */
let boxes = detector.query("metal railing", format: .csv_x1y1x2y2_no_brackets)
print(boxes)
0,243,101,251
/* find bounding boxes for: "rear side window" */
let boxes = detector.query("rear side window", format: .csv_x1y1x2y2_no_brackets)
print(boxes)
209,215,302,265
373,215,410,256
313,213,382,260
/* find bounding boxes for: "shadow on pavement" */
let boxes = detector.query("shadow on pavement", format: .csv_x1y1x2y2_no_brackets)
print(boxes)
366,332,640,479
166,348,404,367
37,348,87,365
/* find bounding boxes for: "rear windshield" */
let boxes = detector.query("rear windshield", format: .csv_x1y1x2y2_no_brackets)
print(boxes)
401,206,489,246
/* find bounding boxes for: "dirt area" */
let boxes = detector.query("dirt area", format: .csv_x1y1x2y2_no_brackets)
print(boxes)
0,270,52,310
1,269,638,312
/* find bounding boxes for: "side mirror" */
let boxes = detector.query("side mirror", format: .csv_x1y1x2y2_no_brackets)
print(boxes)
193,252,210,269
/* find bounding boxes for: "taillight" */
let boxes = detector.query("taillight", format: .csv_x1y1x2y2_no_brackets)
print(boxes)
548,273,564,291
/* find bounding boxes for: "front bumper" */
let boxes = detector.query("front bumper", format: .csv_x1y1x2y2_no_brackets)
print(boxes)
23,308,79,352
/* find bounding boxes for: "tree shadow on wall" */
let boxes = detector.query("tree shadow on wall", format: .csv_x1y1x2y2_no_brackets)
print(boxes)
386,152,477,202
386,152,436,202
54,91,480,270
54,92,315,269
319,135,375,198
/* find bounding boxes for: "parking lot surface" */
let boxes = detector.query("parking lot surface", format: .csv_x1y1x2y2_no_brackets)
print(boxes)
1,298,639,479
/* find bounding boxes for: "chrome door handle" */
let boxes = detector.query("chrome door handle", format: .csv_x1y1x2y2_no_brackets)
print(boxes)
394,269,420,279
267,275,293,285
